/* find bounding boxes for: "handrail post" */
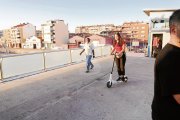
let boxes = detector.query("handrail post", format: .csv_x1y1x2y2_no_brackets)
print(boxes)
69,49,72,64
0,57,3,80
43,52,46,71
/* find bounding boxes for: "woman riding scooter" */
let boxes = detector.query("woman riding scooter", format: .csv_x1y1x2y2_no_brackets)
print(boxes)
111,32,127,82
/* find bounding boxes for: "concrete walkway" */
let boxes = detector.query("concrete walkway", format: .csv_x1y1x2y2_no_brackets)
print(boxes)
0,54,155,120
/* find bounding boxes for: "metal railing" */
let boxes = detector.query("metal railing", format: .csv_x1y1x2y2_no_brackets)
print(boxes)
0,45,111,81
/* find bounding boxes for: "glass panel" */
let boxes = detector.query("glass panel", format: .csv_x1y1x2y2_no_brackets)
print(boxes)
45,50,71,69
2,54,44,78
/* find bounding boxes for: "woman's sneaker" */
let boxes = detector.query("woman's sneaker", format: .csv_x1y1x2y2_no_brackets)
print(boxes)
123,75,128,82
116,75,123,81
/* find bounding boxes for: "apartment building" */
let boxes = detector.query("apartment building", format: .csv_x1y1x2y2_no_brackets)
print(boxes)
10,23,36,48
1,23,36,48
1,29,11,47
120,22,149,49
42,20,69,49
121,22,149,41
10,27,21,48
36,30,42,40
75,24,117,35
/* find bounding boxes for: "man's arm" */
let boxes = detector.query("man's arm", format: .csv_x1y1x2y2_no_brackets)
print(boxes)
80,49,85,55
92,50,95,58
90,43,95,57
173,94,180,104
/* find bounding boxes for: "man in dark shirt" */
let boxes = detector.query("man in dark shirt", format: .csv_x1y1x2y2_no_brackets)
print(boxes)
152,9,180,120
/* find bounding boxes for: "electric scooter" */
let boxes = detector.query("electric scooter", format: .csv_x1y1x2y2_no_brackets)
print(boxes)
106,54,128,88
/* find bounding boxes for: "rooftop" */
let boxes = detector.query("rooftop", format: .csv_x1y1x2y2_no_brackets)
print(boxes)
13,23,29,28
143,8,178,16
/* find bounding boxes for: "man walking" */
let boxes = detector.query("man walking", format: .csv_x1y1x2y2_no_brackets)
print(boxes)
152,9,180,120
80,37,95,73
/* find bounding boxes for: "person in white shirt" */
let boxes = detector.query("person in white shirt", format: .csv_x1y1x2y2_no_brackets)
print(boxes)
80,37,95,73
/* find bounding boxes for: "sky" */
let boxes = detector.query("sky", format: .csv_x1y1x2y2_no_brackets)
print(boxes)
0,0,180,32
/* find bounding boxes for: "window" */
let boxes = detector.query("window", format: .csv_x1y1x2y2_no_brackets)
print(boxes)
154,23,166,28
141,35,145,38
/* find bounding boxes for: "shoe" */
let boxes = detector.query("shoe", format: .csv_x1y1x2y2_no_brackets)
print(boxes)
86,70,89,73
116,77,121,81
123,75,128,82
116,76,123,81
90,65,94,69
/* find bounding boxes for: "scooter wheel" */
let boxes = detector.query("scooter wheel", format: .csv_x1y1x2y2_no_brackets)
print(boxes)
107,81,112,88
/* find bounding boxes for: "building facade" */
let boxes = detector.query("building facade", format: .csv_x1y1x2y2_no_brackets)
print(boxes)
120,22,149,50
75,24,117,35
68,35,84,49
1,29,11,47
42,20,69,49
36,30,42,39
88,34,113,46
23,36,42,49
1,23,36,48
144,9,177,57
10,27,21,48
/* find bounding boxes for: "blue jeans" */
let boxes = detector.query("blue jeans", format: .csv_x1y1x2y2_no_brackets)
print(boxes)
86,55,94,71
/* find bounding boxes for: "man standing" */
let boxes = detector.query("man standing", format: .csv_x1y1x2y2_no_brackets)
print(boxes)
152,9,180,120
152,36,158,57
80,37,95,73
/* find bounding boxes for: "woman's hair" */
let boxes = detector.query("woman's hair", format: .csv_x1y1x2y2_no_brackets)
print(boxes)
114,32,123,46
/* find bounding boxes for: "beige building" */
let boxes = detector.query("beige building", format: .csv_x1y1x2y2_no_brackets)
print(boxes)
1,29,11,47
1,23,36,48
75,24,117,35
10,27,21,48
121,22,149,41
9,23,36,48
42,20,69,49
120,22,149,49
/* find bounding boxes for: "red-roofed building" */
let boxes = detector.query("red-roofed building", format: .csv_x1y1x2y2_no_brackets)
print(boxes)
68,35,84,49
88,34,113,46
